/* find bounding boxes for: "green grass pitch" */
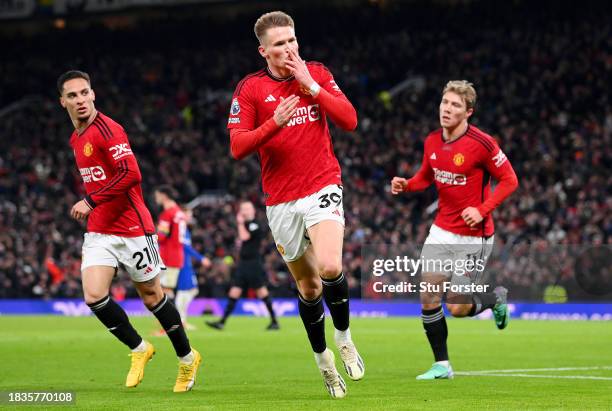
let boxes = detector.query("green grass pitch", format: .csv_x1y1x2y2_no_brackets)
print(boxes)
0,315,610,410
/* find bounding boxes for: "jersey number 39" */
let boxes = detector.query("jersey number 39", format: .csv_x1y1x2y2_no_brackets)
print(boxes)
318,193,341,208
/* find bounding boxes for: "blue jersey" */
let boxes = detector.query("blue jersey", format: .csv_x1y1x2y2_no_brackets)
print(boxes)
177,229,203,291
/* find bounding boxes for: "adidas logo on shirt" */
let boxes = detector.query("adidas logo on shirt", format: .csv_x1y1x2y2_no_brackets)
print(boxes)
430,153,437,160
264,94,276,102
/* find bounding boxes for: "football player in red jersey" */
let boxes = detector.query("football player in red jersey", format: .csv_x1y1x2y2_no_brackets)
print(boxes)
227,11,363,398
154,185,186,300
391,80,519,380
59,70,201,392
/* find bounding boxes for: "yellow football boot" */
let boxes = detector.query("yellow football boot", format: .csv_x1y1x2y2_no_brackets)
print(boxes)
125,341,155,388
173,348,202,392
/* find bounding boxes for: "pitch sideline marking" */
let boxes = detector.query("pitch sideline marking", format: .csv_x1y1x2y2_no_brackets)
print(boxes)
455,366,612,381
455,372,612,381
458,366,612,374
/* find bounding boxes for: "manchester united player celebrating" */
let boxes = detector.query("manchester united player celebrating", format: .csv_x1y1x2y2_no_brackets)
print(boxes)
228,11,363,398
59,70,202,392
391,80,519,380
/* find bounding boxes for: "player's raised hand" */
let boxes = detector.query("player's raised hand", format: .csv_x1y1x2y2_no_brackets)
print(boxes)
285,48,315,90
391,177,408,195
70,199,93,221
201,256,212,268
273,95,300,127
461,207,484,227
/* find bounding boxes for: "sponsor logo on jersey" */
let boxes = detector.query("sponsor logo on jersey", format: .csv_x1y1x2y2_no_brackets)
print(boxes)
433,167,467,185
90,166,106,181
230,98,240,115
83,142,94,157
79,166,107,183
264,94,276,102
430,152,437,160
286,104,320,127
453,153,465,166
276,244,285,255
492,149,507,167
308,105,320,121
109,143,132,161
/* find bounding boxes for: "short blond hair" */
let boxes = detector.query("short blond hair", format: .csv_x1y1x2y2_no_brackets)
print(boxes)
254,11,295,44
443,80,477,111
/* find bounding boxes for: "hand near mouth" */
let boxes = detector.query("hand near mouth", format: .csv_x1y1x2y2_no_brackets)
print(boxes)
285,48,316,91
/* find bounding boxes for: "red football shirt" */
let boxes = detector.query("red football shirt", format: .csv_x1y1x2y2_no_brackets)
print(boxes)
70,112,155,237
157,205,186,268
405,125,518,237
227,62,356,205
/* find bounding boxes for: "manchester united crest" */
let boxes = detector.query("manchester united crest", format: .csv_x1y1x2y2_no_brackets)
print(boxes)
83,142,94,157
453,153,465,166
276,244,285,255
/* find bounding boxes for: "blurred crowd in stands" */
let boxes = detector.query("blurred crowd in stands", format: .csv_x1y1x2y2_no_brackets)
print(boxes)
0,1,610,301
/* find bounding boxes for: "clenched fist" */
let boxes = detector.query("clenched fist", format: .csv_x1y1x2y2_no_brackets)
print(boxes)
391,177,408,195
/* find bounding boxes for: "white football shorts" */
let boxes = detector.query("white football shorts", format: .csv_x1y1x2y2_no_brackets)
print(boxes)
267,184,345,262
160,267,180,289
420,224,494,284
81,232,165,282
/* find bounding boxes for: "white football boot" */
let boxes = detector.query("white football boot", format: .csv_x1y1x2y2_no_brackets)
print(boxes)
317,349,347,399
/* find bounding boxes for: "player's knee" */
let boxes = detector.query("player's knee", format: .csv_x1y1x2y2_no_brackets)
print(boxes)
319,260,342,279
300,288,322,301
141,289,164,309
298,283,322,301
421,302,442,311
228,287,242,299
83,290,109,305
255,287,269,299
446,303,469,317
420,290,443,307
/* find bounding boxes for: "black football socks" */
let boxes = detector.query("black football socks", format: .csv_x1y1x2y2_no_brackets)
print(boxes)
422,306,449,362
220,297,238,324
88,295,142,349
149,294,191,357
322,272,350,331
298,293,326,353
261,295,277,323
